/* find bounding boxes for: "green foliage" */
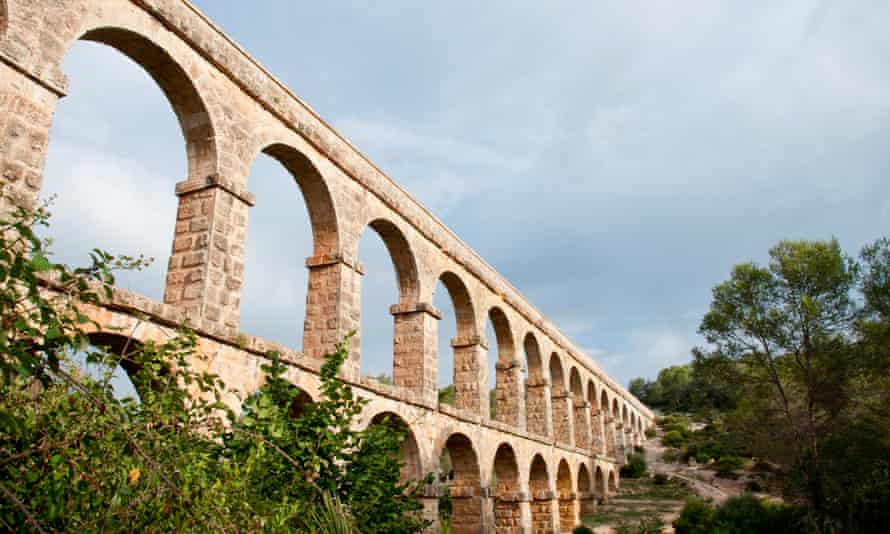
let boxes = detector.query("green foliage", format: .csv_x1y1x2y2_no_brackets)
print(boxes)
644,427,656,439
714,456,744,478
673,498,715,534
676,495,805,534
652,473,669,485
661,449,680,463
573,526,594,534
662,430,686,448
620,454,648,478
0,196,430,533
438,384,455,405
615,516,664,534
694,237,890,530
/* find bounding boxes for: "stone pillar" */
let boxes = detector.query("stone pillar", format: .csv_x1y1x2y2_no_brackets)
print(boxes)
593,409,607,456
391,302,440,407
604,417,615,457
518,495,533,534
525,377,552,438
495,357,525,428
450,484,483,534
578,491,597,519
166,176,254,339
558,490,577,533
530,490,556,534
573,401,592,450
551,392,573,446
420,485,439,533
0,57,61,215
494,490,526,534
451,335,486,416
614,423,625,462
302,252,362,377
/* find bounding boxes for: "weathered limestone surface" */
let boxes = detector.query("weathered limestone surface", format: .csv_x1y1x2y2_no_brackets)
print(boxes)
0,1,656,531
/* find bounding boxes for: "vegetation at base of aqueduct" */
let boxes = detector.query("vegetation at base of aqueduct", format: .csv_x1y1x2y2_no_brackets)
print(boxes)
631,237,890,533
0,197,429,532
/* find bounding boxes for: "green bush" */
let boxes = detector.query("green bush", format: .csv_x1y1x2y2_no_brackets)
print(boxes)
615,516,664,534
663,430,686,448
662,449,680,463
572,526,594,534
663,423,689,437
653,473,669,485
674,495,804,534
645,428,656,439
715,456,744,477
713,495,803,534
620,454,648,478
0,200,431,533
673,498,715,534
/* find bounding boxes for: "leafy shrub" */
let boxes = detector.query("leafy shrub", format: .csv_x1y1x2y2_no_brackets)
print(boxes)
662,449,680,463
745,480,763,492
715,456,744,477
615,516,664,534
673,498,715,534
0,199,430,533
713,495,803,534
674,495,804,534
620,454,647,478
664,423,689,437
663,430,686,448
653,473,669,485
634,445,644,454
573,527,594,534
645,428,656,439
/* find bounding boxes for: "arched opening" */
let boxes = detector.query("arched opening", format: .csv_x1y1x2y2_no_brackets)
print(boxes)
433,272,479,413
570,367,588,449
549,353,570,445
523,333,548,437
491,443,521,533
608,470,618,494
578,463,595,519
556,459,574,532
370,412,422,485
595,466,606,503
438,433,482,534
240,146,335,347
529,454,552,532
488,307,519,426
78,332,147,401
358,219,419,388
43,28,214,302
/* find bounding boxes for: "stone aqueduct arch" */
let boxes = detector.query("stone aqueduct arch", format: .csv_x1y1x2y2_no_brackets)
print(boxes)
0,1,655,531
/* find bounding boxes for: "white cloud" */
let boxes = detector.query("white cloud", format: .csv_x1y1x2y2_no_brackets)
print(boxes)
41,140,177,302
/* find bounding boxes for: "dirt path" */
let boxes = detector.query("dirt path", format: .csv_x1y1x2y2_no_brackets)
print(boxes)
584,423,744,533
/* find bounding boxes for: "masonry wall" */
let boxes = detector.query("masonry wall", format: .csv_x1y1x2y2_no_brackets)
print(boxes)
0,0,656,531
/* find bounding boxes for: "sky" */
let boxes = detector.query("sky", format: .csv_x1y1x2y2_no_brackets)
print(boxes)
41,0,890,391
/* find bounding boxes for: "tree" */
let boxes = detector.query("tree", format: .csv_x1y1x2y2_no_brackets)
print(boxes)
696,238,890,531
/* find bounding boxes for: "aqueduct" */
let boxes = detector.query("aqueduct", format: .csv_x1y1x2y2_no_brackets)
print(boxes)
0,1,654,532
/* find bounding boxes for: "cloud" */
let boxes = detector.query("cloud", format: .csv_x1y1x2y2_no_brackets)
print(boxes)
598,326,700,386
41,139,177,302
39,0,890,393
